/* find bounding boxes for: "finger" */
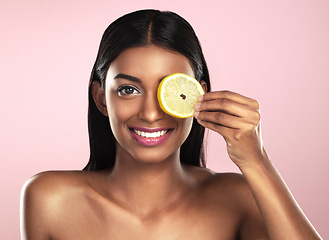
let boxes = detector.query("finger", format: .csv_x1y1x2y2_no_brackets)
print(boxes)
196,118,234,140
194,110,255,129
195,98,258,119
200,90,260,109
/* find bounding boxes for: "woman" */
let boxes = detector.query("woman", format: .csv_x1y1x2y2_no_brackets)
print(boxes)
21,9,322,239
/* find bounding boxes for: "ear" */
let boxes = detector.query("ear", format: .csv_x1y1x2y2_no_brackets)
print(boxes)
200,80,208,93
91,81,108,116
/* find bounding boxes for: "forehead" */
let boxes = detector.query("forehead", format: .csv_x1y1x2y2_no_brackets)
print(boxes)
107,45,195,79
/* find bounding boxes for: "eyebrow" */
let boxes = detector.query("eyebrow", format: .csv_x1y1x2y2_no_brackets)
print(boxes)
113,73,142,83
113,73,166,84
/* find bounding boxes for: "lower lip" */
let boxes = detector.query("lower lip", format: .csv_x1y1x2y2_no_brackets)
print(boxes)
130,129,172,146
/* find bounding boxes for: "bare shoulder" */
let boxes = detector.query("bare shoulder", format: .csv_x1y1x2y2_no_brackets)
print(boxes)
186,167,268,239
20,170,105,239
206,171,252,194
204,171,256,206
186,166,259,215
22,171,91,200
21,170,107,209
21,170,89,216
186,165,250,196
23,170,93,186
197,168,270,238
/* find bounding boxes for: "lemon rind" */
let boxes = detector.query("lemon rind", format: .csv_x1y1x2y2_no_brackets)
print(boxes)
157,73,204,119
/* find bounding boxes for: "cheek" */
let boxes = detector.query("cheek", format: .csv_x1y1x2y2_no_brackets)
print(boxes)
108,97,140,124
179,117,194,140
107,99,139,146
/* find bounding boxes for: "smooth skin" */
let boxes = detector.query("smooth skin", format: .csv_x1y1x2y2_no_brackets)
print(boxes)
20,45,322,240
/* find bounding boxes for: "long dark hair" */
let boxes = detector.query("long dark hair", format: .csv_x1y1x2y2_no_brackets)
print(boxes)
83,9,211,171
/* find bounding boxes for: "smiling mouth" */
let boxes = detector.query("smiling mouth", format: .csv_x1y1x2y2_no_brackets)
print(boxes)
130,128,172,138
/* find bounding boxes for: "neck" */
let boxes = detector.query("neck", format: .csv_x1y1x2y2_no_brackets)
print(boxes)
107,146,190,219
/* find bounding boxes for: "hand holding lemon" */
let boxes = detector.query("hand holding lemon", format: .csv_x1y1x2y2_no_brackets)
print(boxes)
158,73,263,168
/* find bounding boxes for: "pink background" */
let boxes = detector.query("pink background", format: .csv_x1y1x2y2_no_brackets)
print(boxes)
1,0,328,238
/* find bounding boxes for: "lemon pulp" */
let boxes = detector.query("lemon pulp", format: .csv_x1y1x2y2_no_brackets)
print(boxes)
157,73,204,118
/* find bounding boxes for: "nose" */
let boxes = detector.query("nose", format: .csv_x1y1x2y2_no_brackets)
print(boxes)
138,92,165,123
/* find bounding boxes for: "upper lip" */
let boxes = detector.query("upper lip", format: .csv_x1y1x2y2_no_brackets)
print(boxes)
129,127,173,132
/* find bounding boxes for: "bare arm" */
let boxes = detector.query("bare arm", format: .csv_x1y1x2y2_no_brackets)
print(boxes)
240,150,321,239
194,90,322,240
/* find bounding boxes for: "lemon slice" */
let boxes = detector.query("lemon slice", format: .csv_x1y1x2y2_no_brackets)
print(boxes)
157,73,204,118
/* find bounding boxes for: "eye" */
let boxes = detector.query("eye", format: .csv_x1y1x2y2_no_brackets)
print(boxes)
117,85,141,96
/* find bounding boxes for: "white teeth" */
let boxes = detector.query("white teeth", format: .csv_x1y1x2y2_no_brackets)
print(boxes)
133,129,169,138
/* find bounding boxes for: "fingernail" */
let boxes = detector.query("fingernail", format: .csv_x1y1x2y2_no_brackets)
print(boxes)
198,95,204,102
194,111,199,118
194,103,201,110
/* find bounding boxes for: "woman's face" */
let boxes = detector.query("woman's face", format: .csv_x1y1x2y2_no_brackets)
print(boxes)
104,45,195,164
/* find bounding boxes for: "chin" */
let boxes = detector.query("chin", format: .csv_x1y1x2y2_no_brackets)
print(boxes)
129,147,180,165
